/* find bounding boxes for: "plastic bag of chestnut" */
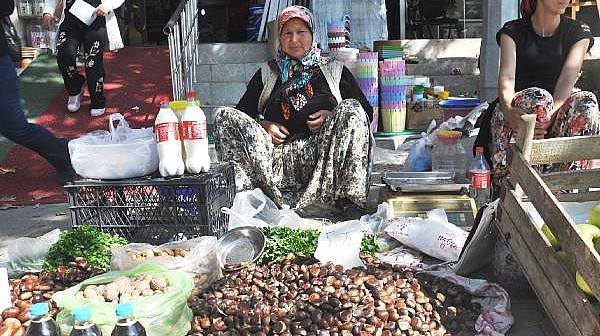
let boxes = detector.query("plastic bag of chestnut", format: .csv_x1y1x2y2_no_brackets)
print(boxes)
110,236,222,289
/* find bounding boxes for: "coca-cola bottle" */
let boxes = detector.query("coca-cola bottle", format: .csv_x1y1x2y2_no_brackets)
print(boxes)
469,146,491,210
181,91,210,174
155,101,185,177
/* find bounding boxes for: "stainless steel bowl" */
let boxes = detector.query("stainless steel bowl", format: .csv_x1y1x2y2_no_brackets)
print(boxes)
217,226,266,271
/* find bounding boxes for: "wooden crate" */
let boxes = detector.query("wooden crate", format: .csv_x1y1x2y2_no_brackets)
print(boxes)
495,115,600,336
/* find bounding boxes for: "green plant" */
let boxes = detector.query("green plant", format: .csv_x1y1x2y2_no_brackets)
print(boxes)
44,226,128,271
258,227,379,264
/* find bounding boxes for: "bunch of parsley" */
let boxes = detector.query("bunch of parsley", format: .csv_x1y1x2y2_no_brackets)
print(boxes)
43,226,128,271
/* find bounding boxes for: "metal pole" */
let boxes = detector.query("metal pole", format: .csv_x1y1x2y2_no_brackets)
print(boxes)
400,0,406,39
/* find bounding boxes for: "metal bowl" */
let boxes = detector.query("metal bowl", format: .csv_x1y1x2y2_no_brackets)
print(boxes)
217,226,266,272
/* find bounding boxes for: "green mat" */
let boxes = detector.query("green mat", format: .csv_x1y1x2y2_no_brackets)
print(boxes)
0,54,63,162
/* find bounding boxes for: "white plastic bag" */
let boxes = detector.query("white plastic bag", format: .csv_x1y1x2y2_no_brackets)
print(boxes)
223,189,306,229
110,237,221,288
384,209,468,262
69,113,158,179
7,229,60,276
315,220,365,269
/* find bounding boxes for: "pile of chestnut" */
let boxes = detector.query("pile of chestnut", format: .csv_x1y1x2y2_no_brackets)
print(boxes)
188,256,480,336
1,257,104,334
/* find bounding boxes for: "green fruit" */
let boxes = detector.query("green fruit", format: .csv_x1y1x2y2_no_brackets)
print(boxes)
589,203,600,228
576,271,593,296
576,224,600,251
556,250,577,279
541,223,560,249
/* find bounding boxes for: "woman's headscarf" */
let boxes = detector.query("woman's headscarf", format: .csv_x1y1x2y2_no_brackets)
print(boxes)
275,5,329,90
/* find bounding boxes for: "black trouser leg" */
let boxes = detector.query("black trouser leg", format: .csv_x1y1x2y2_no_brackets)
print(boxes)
56,17,85,96
83,22,107,109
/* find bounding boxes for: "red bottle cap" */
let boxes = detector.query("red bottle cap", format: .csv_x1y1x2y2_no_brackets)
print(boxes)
475,146,484,154
187,91,196,100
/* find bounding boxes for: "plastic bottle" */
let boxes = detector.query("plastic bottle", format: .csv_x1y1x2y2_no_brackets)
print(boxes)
26,302,60,336
181,91,211,173
469,146,491,210
69,307,102,336
431,130,467,181
111,303,146,336
155,101,185,177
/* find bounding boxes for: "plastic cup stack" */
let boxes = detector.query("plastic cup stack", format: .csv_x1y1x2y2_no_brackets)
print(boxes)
379,58,410,133
331,47,359,75
356,52,379,132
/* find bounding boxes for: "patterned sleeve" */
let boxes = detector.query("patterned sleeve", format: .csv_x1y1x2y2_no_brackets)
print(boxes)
235,69,263,119
567,20,594,52
339,66,373,121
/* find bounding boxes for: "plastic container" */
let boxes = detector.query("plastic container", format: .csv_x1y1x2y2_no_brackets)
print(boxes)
439,98,480,121
432,131,467,181
111,303,147,336
69,307,102,336
26,303,60,336
65,163,235,244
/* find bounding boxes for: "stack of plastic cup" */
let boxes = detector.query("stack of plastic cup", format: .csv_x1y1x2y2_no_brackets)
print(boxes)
331,47,359,75
379,58,410,133
356,52,379,132
327,23,348,51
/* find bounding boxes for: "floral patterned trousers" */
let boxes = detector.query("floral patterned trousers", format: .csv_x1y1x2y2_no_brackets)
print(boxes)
490,88,600,186
214,99,372,209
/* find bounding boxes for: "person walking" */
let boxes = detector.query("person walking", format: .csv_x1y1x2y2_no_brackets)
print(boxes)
42,0,124,117
0,0,74,185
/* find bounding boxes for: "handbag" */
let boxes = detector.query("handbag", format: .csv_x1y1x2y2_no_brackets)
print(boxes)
1,16,22,63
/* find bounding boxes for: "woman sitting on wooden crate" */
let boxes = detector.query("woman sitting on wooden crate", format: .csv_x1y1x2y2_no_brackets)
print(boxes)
478,0,599,195
214,5,373,213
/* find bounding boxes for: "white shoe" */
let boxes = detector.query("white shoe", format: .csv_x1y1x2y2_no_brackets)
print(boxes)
90,108,105,117
67,92,83,112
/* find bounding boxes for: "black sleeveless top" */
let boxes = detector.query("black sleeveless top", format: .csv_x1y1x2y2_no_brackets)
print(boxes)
496,16,594,94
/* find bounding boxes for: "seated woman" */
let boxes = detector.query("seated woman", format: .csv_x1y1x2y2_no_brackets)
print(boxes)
485,0,599,192
215,5,373,211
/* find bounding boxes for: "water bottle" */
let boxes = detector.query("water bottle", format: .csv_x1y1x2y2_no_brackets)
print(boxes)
69,307,102,336
469,146,491,210
26,302,60,336
111,303,147,336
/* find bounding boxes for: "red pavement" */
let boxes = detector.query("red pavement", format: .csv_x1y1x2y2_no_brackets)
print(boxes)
0,46,172,205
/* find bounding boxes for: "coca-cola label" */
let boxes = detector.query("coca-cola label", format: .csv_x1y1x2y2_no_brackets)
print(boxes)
155,122,180,142
181,120,207,140
471,171,490,189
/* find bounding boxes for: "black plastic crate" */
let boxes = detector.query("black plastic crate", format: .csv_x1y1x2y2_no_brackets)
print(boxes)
65,163,235,244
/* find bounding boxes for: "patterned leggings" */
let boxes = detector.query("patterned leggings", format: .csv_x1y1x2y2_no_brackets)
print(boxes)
214,99,372,209
489,87,600,186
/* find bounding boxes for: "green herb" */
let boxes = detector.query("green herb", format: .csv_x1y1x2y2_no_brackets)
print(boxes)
361,234,380,257
43,226,127,271
258,227,379,264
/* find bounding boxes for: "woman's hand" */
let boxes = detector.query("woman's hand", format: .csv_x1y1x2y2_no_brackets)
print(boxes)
94,5,110,16
260,120,289,145
534,115,555,139
306,110,332,133
42,13,55,29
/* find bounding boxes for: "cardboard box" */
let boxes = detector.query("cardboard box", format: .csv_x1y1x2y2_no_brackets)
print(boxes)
406,99,443,130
